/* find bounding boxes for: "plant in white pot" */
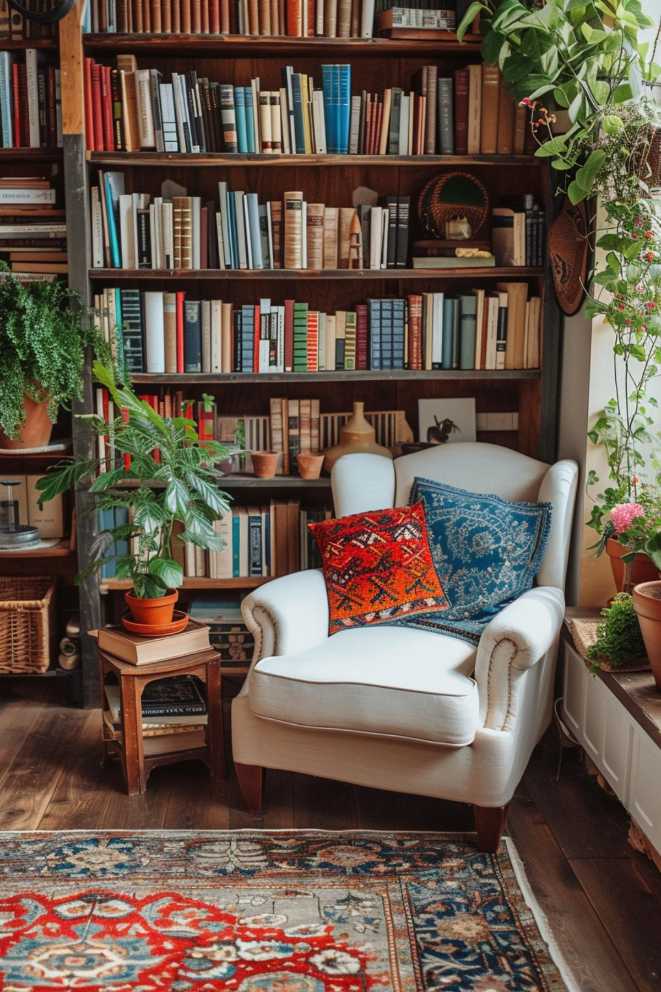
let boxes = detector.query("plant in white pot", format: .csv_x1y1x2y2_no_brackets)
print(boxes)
36,362,233,630
0,267,104,450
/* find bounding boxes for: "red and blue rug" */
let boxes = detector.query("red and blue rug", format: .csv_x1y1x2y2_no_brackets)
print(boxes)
0,830,572,991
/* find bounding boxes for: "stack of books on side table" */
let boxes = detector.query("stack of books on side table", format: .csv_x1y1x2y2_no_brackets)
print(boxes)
98,620,212,756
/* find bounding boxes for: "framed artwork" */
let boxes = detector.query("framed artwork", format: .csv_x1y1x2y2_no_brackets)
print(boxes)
418,398,477,445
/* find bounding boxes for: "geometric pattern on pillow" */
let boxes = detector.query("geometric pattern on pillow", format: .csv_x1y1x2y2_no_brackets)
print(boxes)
308,501,449,634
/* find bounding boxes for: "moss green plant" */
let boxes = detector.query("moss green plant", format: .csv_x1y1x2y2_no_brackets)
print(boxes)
587,592,646,669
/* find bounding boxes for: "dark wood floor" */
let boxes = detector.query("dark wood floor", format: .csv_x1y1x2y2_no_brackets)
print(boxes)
1,678,660,992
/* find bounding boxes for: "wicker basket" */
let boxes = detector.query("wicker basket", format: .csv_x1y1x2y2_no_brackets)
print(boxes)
0,578,55,674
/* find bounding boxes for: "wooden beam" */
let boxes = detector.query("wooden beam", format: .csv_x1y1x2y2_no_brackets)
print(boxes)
59,0,85,137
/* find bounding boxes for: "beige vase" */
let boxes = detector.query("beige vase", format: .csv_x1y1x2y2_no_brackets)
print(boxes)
323,401,393,473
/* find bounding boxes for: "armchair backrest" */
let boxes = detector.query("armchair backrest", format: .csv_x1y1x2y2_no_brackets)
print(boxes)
331,443,578,590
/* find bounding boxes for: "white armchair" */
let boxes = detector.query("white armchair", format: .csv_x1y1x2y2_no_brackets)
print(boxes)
232,442,578,850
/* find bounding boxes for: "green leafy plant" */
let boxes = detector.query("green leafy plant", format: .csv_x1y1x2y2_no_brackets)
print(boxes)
0,266,109,440
36,362,233,599
458,0,661,554
587,592,646,669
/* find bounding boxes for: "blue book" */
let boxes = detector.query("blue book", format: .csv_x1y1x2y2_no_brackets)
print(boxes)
104,172,123,269
392,299,406,369
98,509,116,579
381,299,393,369
321,65,336,154
337,65,352,155
368,299,381,370
292,74,306,154
442,297,455,370
0,53,13,148
245,193,263,268
244,87,256,153
232,511,240,576
234,87,247,153
183,300,202,372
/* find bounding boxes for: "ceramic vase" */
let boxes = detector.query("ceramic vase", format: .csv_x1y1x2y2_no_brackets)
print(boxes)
0,395,53,450
633,581,661,690
606,537,659,593
297,451,324,479
251,451,278,479
323,402,393,473
125,590,178,628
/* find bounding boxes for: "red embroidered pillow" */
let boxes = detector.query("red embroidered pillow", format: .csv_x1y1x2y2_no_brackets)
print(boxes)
308,502,448,634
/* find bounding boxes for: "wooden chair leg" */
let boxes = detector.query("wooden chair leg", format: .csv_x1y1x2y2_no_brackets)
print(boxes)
474,805,508,853
235,762,264,813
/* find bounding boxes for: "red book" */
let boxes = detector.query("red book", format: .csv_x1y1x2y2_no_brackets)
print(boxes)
252,302,261,374
120,407,132,469
46,66,57,146
176,291,185,373
91,61,105,151
454,68,469,155
284,298,294,371
11,62,21,148
84,57,94,151
210,0,220,32
100,66,115,152
355,303,368,370
286,0,302,35
220,0,230,31
407,294,423,370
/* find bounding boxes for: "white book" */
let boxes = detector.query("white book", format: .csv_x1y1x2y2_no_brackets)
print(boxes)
143,291,165,373
211,299,222,372
361,0,375,37
162,200,174,268
215,212,226,270
349,95,361,154
0,187,56,204
474,289,485,370
279,87,291,154
276,305,285,371
250,77,261,152
177,74,193,152
159,82,179,152
486,295,499,370
191,196,201,269
215,513,233,579
316,0,325,34
217,181,230,269
318,312,326,370
398,94,409,155
171,74,187,152
432,293,444,366
234,191,247,269
381,207,388,268
131,192,142,268
149,203,159,268
242,195,253,269
259,297,270,372
326,313,336,370
91,187,104,268
118,193,133,269
265,201,274,269
136,69,155,149
312,89,327,154
25,49,40,148
301,200,308,268
369,207,381,270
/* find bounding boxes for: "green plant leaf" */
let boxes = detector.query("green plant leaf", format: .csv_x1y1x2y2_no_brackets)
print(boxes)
456,1,485,40
148,556,183,590
534,136,568,157
164,479,190,515
568,179,588,204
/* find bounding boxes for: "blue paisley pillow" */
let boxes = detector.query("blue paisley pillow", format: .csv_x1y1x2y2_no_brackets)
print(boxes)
400,478,552,645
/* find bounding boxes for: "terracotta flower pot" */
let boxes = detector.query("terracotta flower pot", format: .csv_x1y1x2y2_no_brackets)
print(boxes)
632,581,661,690
251,451,278,479
297,450,324,479
125,589,178,628
606,537,659,592
0,394,53,450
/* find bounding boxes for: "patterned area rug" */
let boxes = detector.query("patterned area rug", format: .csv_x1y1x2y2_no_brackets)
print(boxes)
0,830,572,991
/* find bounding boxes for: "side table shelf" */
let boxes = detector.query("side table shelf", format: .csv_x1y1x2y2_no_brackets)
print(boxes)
99,647,224,795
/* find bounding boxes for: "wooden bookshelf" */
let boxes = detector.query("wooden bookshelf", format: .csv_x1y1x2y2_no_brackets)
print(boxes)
57,1,561,706
0,38,57,50
0,148,62,161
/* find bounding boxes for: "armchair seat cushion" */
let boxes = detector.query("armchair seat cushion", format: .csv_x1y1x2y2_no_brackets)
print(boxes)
248,625,479,747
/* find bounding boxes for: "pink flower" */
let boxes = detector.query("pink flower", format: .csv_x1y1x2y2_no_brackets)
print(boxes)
610,502,645,534
519,97,536,108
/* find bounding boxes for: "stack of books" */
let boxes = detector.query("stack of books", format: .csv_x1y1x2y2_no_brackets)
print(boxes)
375,1,456,31
99,623,212,755
83,57,526,157
90,175,411,272
0,177,66,282
93,286,541,376
0,50,62,150
84,0,378,36
189,598,255,671
0,1,56,40
491,197,545,268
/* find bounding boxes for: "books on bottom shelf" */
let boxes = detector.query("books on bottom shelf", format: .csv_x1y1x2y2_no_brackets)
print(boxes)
189,597,256,670
103,675,208,753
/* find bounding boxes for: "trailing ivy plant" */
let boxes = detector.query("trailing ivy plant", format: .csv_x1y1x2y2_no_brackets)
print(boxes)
0,266,109,439
458,0,661,556
36,362,233,599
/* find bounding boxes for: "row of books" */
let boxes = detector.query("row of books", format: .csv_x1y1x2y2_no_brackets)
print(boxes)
0,51,62,150
84,0,381,36
99,501,330,580
189,598,255,667
83,56,527,157
91,176,411,271
0,0,56,39
0,176,67,280
94,286,541,375
492,199,545,269
376,1,457,31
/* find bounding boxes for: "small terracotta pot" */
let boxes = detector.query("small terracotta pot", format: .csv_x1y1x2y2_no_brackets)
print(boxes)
633,581,661,690
0,394,53,450
606,537,659,592
125,589,178,628
297,450,324,480
251,451,278,479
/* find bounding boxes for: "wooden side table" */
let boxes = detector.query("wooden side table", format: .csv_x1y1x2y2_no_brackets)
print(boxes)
99,647,224,796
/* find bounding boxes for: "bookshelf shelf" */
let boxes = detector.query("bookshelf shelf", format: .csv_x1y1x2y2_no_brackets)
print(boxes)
131,369,540,384
90,267,544,282
0,541,73,560
89,151,540,168
100,576,270,593
0,39,57,50
83,32,483,55
117,475,332,489
0,148,62,161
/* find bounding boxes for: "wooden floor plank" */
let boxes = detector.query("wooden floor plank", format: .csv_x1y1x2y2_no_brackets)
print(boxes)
570,857,661,992
508,790,639,992
0,694,44,796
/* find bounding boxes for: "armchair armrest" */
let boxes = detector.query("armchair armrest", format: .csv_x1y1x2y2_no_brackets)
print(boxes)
474,586,565,730
241,569,330,661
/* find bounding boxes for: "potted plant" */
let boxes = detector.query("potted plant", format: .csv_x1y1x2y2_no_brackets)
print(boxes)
587,592,647,671
0,267,105,449
458,1,660,594
36,361,233,630
633,580,661,689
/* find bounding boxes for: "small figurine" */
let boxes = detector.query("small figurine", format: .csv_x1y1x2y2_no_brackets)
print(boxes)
427,416,459,445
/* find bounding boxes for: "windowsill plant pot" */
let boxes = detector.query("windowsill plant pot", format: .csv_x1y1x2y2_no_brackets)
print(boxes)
0,395,53,450
632,582,661,690
606,538,659,592
124,590,179,628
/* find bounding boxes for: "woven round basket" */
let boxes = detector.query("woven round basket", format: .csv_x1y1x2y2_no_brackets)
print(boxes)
418,172,490,239
0,577,54,674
